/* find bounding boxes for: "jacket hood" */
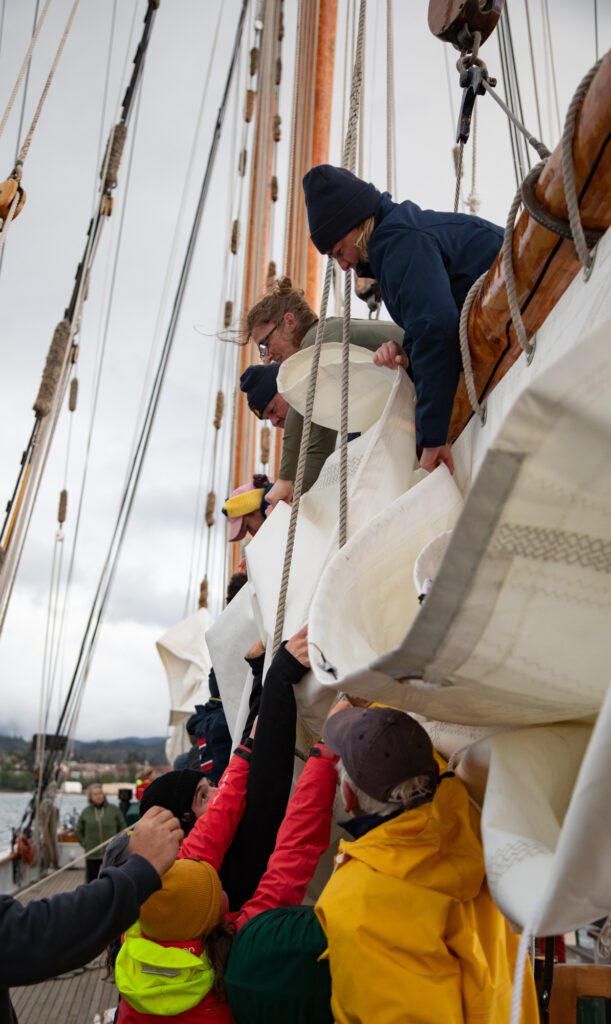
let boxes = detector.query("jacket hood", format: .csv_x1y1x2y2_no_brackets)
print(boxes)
340,772,485,902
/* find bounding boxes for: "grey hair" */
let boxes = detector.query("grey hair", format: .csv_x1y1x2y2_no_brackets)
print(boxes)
339,764,435,817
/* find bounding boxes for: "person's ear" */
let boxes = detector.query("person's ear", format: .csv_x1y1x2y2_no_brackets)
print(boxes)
284,311,296,330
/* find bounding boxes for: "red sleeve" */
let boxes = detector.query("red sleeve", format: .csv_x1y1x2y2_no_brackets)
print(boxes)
179,748,250,869
233,748,338,930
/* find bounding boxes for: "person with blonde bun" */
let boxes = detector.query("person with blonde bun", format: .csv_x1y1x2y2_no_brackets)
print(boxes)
245,276,405,508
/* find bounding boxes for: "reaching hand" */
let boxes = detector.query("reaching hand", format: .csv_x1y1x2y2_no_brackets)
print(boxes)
265,479,293,514
285,624,309,668
244,639,265,660
128,807,183,877
419,444,455,475
372,340,409,370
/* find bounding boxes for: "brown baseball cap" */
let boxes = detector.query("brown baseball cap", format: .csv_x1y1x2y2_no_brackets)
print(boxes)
323,706,438,803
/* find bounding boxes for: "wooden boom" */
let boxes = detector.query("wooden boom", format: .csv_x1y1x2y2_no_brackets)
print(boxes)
449,50,611,443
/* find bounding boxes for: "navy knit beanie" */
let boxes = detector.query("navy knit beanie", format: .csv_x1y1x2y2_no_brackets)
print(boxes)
240,364,280,418
303,164,382,254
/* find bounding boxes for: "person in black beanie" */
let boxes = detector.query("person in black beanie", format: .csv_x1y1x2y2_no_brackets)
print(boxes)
240,363,289,428
302,164,503,474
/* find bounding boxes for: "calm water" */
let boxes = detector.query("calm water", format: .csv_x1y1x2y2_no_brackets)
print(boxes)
0,792,120,850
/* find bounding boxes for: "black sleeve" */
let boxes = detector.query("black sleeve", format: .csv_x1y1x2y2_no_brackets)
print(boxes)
0,854,160,987
220,643,308,909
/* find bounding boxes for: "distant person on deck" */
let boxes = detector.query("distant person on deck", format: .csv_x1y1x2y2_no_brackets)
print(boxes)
244,277,405,508
76,783,125,882
302,165,503,473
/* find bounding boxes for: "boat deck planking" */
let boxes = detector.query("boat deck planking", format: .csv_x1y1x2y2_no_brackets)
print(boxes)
10,867,118,1024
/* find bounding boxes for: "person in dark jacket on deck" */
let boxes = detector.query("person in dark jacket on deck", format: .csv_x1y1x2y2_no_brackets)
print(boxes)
302,164,503,474
0,807,182,1024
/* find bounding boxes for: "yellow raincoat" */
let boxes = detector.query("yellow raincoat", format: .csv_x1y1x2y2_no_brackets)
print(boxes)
315,768,538,1024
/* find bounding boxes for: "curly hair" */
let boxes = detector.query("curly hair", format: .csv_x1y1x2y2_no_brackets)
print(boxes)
245,275,317,343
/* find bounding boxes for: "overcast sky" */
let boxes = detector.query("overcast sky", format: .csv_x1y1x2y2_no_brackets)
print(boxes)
0,0,607,741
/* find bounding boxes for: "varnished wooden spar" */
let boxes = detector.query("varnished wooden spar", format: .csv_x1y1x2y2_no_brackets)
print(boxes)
448,51,611,444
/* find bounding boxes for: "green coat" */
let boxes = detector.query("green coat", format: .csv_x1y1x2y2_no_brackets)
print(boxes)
279,316,404,491
75,800,125,860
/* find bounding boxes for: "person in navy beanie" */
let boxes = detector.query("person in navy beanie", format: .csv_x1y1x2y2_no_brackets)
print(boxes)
302,164,503,473
239,363,289,427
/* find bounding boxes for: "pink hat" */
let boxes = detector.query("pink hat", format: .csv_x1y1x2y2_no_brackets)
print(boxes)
223,479,268,543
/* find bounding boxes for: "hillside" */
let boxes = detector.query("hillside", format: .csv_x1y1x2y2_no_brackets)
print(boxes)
0,734,168,765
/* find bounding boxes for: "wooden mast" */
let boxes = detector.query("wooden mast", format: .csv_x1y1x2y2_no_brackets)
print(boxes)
272,0,338,479
230,0,338,518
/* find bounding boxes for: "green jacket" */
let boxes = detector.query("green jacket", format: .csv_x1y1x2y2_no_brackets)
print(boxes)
75,800,125,859
279,316,404,491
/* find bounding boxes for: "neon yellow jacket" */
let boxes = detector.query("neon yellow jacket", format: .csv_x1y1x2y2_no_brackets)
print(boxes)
115,923,215,1015
315,769,538,1024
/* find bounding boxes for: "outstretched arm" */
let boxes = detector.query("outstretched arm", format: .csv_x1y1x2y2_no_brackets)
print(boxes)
179,745,251,869
234,744,338,930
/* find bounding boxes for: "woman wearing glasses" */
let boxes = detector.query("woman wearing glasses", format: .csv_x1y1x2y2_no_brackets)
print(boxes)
245,276,404,510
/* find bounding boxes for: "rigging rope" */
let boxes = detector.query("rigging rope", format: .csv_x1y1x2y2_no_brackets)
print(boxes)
386,0,394,195
0,0,52,143
560,56,603,273
42,0,250,785
458,55,603,421
541,0,562,140
273,0,367,649
15,0,81,170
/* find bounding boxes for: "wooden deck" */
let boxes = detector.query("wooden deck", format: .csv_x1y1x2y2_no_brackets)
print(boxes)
10,867,118,1024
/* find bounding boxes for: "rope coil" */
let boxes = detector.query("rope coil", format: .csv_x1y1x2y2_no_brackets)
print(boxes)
213,391,224,430
270,175,279,202
57,489,68,525
103,123,128,191
224,300,233,328
70,344,79,365
245,89,256,123
272,114,281,142
238,148,247,177
33,320,71,417
275,57,282,87
561,56,603,273
205,491,215,527
249,47,260,77
199,577,209,609
68,378,78,412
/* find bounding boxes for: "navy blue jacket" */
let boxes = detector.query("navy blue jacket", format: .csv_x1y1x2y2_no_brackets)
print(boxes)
365,194,503,448
1,855,159,1022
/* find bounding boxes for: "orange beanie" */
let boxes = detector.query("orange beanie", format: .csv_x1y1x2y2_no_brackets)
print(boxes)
140,859,222,942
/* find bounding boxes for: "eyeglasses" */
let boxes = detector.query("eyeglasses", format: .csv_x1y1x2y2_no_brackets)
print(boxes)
254,320,281,359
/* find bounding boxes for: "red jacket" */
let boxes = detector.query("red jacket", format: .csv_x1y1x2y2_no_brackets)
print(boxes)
117,987,233,1023
179,747,251,869
118,748,337,1024
231,748,338,931
181,744,338,930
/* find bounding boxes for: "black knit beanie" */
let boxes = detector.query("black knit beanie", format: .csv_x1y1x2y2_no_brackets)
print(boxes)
240,364,280,418
139,769,201,831
302,164,382,254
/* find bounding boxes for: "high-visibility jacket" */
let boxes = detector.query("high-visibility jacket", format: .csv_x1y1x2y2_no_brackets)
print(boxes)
115,923,233,1024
